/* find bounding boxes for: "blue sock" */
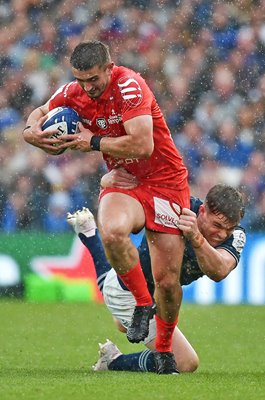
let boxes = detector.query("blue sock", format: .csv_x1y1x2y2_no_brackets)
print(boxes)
78,231,111,293
108,350,156,372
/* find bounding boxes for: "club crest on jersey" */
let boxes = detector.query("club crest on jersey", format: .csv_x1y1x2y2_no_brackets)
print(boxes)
96,117,108,129
118,77,143,107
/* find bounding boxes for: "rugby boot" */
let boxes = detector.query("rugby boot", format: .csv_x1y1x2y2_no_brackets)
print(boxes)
153,351,179,375
92,339,122,371
126,303,156,343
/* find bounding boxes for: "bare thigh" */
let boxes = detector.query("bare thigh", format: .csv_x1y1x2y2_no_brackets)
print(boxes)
98,192,146,274
98,192,145,235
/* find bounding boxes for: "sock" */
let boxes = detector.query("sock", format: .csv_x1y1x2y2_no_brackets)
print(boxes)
108,350,156,372
81,226,96,238
118,261,153,306
155,314,178,352
79,231,111,293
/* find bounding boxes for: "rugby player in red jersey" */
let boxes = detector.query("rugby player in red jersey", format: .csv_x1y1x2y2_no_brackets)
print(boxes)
23,40,190,374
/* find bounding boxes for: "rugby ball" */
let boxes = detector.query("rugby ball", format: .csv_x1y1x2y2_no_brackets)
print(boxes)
42,106,80,154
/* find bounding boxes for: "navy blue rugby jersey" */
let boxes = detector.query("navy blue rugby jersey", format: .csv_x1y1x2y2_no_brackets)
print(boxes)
118,196,246,295
180,196,246,286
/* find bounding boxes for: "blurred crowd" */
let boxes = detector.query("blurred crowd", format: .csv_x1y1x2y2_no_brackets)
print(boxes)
1,0,265,233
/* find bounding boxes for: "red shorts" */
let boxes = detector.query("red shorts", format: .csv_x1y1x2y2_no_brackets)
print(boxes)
99,183,190,235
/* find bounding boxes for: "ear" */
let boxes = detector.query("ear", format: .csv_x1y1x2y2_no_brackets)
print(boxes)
198,204,206,216
106,62,114,73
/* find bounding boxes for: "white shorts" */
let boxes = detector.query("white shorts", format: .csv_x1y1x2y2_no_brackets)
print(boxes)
103,268,156,345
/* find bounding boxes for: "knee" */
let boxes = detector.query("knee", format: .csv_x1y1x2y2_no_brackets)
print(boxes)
154,272,180,294
178,354,200,373
100,223,127,249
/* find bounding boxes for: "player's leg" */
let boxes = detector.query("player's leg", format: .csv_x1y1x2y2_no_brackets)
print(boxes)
146,231,184,374
67,208,147,293
92,268,144,372
93,269,198,373
67,207,112,293
170,327,199,372
94,325,199,373
98,192,155,342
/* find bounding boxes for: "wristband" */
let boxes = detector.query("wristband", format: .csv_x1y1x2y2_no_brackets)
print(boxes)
90,135,103,151
22,125,31,133
191,232,205,248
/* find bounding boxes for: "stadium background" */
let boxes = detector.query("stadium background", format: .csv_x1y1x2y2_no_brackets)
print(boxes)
0,0,265,304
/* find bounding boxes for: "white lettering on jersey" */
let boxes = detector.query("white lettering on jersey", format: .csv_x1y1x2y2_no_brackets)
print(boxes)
108,112,122,124
232,229,246,254
82,118,92,126
118,77,143,107
154,197,180,229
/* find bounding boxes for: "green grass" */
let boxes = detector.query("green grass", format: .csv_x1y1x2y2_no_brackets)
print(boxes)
0,301,264,400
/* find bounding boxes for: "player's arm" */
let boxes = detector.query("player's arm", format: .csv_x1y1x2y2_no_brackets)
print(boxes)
22,102,62,154
57,115,154,158
178,208,236,282
101,115,154,158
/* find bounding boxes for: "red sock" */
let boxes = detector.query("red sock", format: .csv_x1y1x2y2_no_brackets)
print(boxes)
155,314,178,352
118,261,153,306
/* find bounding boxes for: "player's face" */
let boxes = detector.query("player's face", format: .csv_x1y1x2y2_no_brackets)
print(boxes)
198,205,237,247
72,63,114,98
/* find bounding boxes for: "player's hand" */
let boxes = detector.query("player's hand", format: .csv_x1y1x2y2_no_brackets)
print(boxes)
22,116,63,155
56,121,93,152
101,168,138,189
178,208,200,239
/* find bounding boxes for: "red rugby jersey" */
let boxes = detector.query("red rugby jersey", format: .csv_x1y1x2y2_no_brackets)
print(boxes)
49,65,188,189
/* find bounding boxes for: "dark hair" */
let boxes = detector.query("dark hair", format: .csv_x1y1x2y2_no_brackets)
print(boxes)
205,184,245,224
70,40,111,71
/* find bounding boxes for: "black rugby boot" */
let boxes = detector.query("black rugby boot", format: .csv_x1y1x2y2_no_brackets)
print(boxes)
153,351,179,375
126,303,156,343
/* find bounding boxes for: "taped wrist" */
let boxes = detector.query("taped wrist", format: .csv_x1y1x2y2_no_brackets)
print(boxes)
191,232,205,248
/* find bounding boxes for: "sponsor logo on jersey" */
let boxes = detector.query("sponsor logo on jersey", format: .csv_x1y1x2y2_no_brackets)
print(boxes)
154,197,180,228
96,117,108,129
118,77,143,107
232,229,246,253
108,112,122,125
82,118,92,126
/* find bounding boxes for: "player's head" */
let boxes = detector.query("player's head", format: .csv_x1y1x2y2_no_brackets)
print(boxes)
205,184,245,223
70,40,113,98
198,184,245,246
70,41,111,70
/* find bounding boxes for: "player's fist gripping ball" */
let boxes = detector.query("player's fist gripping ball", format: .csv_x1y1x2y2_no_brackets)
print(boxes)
42,106,80,154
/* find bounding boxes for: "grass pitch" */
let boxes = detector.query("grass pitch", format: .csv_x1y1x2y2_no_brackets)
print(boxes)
0,301,264,400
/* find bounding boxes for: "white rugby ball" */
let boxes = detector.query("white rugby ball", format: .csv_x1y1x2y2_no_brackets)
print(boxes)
42,106,80,153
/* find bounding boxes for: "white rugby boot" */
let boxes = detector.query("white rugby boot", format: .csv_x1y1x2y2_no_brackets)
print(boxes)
67,207,96,237
92,339,122,371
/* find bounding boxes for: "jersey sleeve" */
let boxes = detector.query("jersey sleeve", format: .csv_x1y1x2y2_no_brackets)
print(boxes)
216,226,246,265
48,82,77,110
117,74,153,122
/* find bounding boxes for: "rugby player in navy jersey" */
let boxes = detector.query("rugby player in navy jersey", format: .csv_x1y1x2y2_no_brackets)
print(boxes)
67,171,246,373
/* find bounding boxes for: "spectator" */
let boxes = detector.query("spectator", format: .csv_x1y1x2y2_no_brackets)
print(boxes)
249,189,265,231
215,118,254,168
